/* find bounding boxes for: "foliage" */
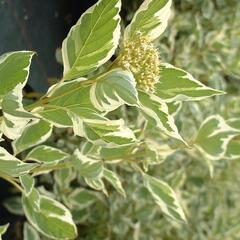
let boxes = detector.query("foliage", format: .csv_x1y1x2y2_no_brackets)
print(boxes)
0,0,239,239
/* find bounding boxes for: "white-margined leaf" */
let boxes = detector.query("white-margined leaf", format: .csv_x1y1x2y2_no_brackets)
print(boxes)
227,118,240,130
224,119,240,160
71,209,89,224
225,140,240,160
33,79,94,127
103,168,126,197
36,104,136,147
139,91,186,144
167,102,182,116
26,145,69,164
4,197,24,216
24,222,40,240
20,174,35,196
125,0,172,41
0,147,37,177
73,149,103,179
195,115,240,160
155,63,224,102
67,188,99,210
143,174,186,223
54,168,76,190
0,223,9,240
62,0,121,80
1,84,35,140
84,177,108,195
100,145,134,161
0,51,34,101
13,119,52,154
22,189,77,240
81,117,136,147
90,69,139,112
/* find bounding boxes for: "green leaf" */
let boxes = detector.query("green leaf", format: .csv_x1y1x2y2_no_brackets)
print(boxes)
34,79,94,127
13,119,52,154
24,222,40,240
37,104,136,147
225,139,240,160
139,91,186,144
0,147,37,177
103,168,126,197
0,51,34,101
81,117,136,147
20,174,35,196
143,174,186,222
167,102,182,116
22,189,77,240
90,69,139,112
1,84,35,140
71,209,89,224
125,0,172,40
227,118,240,130
67,188,98,210
195,115,240,160
155,63,224,102
62,0,121,80
100,145,133,161
73,149,103,179
0,223,9,240
224,119,240,160
54,168,76,190
4,197,24,216
26,145,69,164
85,177,108,195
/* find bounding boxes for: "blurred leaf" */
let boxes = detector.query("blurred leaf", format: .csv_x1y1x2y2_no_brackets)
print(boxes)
143,174,186,222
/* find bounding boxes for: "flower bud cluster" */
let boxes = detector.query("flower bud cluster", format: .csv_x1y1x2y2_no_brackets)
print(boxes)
117,33,160,92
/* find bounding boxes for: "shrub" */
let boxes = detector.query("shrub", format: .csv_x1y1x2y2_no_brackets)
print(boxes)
0,0,239,239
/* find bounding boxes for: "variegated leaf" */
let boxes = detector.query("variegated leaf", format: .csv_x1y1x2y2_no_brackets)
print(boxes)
90,69,139,112
24,222,40,240
54,168,76,190
62,0,121,80
103,168,126,197
0,51,34,101
143,174,186,222
66,189,98,210
36,104,136,147
22,189,77,240
225,139,240,160
3,197,24,216
13,119,52,154
224,119,240,160
1,84,35,140
195,115,240,160
0,147,37,177
125,0,172,41
73,149,103,179
26,145,69,164
20,174,35,196
0,223,9,240
167,102,182,116
155,63,224,102
139,91,186,144
84,177,108,195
